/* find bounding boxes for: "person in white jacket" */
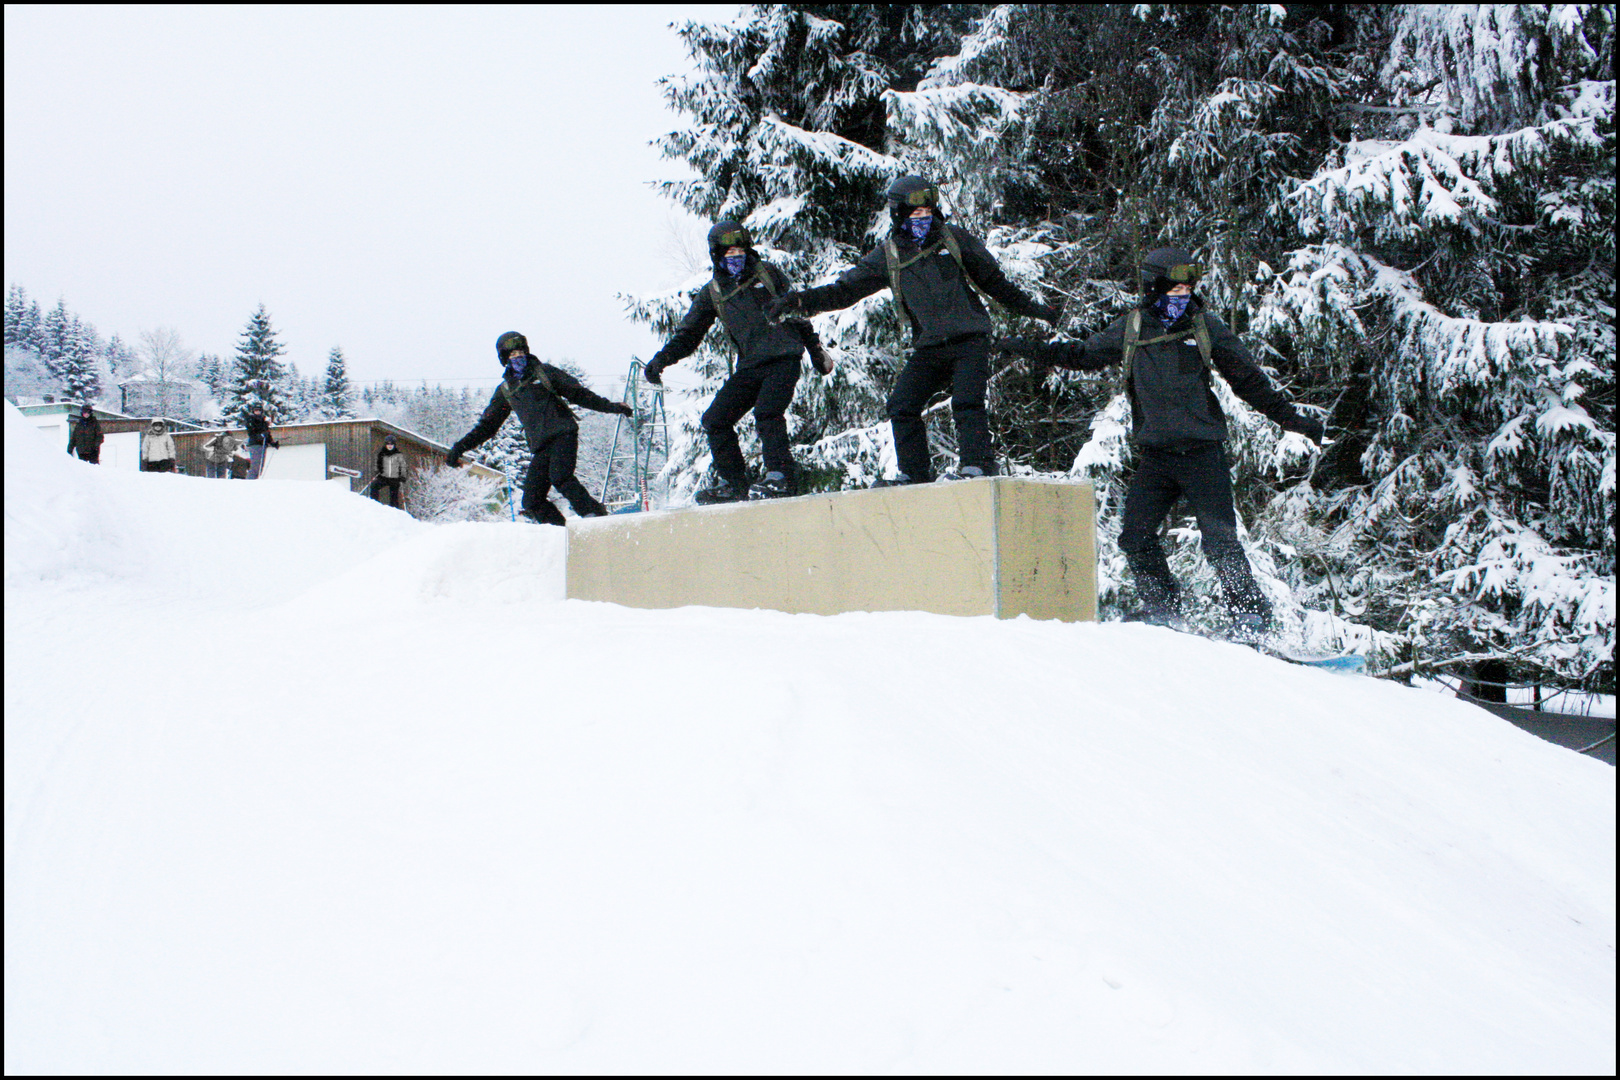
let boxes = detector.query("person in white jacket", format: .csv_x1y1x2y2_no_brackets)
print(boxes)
141,420,177,473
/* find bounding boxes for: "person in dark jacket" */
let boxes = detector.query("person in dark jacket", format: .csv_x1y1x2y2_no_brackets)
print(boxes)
67,403,103,463
242,404,279,480
374,434,406,508
768,175,1061,485
446,332,632,525
643,220,830,503
997,246,1326,637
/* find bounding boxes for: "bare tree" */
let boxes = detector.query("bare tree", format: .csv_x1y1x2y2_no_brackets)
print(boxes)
656,207,709,283
138,327,197,418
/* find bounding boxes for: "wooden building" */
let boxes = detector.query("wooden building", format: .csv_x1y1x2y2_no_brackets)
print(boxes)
159,417,504,495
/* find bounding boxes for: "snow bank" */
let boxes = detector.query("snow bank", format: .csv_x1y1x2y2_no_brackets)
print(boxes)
4,404,1613,1073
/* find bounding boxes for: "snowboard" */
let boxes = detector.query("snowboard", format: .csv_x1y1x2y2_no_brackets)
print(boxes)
1253,645,1366,674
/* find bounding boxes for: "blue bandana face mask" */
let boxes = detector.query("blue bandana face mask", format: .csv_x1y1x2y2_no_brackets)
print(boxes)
1158,294,1192,324
907,214,933,243
506,353,528,379
724,253,747,277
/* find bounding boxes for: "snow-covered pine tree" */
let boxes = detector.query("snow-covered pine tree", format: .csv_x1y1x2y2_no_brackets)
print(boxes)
58,316,102,404
38,298,73,388
958,4,1613,690
322,346,355,419
635,4,985,498
1249,4,1615,692
227,304,289,421
4,284,33,348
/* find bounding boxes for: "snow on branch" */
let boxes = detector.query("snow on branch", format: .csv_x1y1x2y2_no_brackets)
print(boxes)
883,83,1029,158
918,5,1017,89
1290,118,1601,241
748,115,898,186
1259,243,1572,396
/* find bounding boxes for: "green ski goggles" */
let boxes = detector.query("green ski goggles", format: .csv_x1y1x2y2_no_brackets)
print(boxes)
892,187,939,208
1164,263,1205,284
713,228,752,248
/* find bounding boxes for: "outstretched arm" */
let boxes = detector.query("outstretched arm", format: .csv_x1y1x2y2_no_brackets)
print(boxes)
551,366,631,415
449,389,512,462
1205,315,1324,438
649,289,717,368
953,226,1060,323
774,247,889,317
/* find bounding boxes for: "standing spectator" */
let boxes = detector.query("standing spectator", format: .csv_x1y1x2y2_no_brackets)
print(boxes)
67,403,104,464
201,428,242,479
141,420,177,473
374,434,406,508
242,404,279,480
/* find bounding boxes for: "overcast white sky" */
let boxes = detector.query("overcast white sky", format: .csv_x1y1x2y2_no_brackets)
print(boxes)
4,4,739,392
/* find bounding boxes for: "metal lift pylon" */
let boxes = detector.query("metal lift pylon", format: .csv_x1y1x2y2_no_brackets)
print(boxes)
600,357,671,512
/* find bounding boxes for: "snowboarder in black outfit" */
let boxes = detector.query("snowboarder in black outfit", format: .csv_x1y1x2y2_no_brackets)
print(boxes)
242,404,278,480
643,220,830,503
996,247,1326,637
446,332,632,525
67,403,103,463
767,175,1061,485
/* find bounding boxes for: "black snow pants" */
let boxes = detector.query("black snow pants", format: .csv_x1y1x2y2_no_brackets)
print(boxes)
886,333,992,481
373,477,402,508
1118,442,1270,620
523,429,607,524
701,356,801,486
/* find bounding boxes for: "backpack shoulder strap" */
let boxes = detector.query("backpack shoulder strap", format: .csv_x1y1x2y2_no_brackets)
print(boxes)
884,238,911,328
938,227,987,303
755,261,780,298
1120,309,1142,395
1192,311,1214,371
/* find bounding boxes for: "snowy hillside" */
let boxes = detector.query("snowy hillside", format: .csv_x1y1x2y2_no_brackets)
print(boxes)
4,402,1613,1073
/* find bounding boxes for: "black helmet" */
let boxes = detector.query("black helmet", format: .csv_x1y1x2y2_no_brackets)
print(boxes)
384,434,396,445
886,175,942,235
886,175,939,211
1140,247,1205,296
707,220,754,273
80,403,93,414
495,331,528,363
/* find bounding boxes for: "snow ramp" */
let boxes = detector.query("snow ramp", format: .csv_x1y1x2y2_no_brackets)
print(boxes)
4,404,1614,1073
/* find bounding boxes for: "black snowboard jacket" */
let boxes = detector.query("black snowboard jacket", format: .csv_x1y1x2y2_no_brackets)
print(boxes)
1020,297,1312,448
67,414,103,455
243,413,273,447
455,362,619,455
654,257,819,372
794,221,1047,348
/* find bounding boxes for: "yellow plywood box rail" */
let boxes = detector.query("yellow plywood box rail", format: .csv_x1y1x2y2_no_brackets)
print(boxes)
566,477,1096,623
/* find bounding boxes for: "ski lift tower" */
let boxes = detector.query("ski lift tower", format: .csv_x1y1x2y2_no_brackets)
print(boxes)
599,358,671,512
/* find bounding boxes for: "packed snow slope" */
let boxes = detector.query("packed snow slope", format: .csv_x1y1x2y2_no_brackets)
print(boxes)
5,404,1614,1074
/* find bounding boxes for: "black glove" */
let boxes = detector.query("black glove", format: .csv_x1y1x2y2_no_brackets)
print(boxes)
1287,414,1326,443
642,359,667,386
610,402,634,416
808,340,835,376
446,447,464,468
271,438,281,449
1032,300,1063,326
767,292,805,320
